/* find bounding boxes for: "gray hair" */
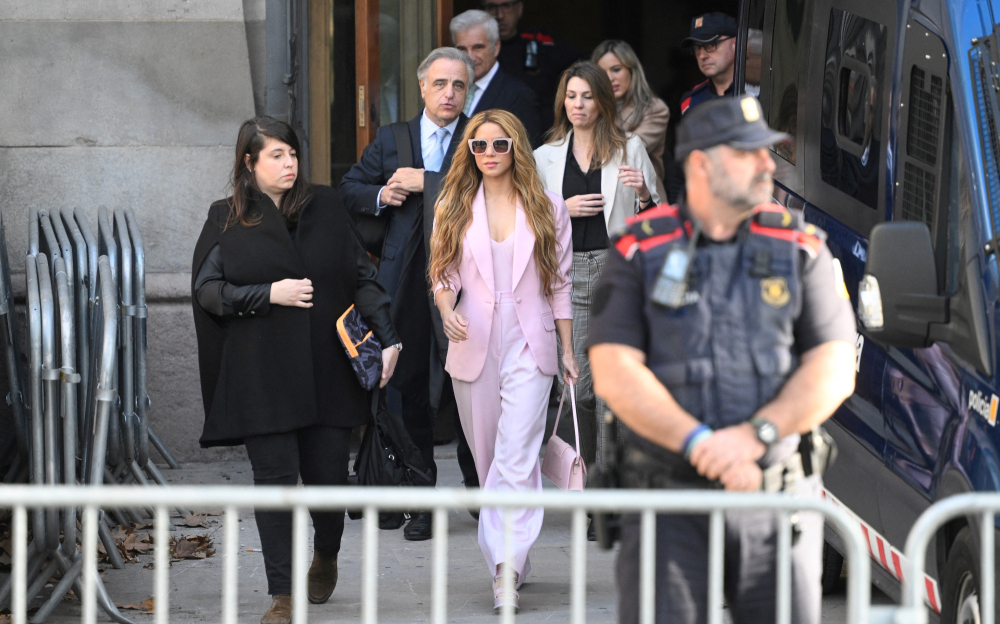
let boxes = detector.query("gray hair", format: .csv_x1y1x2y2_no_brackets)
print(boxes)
450,10,499,46
417,47,475,86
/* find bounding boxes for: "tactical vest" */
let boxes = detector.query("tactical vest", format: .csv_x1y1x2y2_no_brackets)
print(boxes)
613,203,826,471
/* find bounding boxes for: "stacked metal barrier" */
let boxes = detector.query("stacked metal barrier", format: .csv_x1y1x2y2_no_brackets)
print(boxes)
0,206,182,622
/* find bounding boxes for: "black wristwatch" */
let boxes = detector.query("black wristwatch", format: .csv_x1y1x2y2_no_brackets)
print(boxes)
749,417,779,450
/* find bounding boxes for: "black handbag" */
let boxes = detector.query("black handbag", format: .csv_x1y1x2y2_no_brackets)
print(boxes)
353,391,433,489
350,122,413,257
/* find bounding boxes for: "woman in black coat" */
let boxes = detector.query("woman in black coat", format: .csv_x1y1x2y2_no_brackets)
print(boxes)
192,117,400,624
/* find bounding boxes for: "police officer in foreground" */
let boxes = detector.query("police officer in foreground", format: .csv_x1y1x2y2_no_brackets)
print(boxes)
588,96,857,624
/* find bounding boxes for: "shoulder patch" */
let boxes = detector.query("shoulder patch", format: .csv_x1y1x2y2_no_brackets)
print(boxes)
749,204,829,257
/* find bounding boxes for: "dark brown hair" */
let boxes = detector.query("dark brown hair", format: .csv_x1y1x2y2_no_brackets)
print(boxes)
545,61,628,169
227,117,311,228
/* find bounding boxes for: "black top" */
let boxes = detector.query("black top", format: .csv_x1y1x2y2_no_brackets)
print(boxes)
586,215,856,354
563,135,608,252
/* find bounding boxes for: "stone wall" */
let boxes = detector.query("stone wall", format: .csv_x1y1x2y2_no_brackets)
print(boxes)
0,0,263,461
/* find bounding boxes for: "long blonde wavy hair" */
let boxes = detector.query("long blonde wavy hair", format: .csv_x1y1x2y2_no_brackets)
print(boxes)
429,109,561,296
545,61,628,169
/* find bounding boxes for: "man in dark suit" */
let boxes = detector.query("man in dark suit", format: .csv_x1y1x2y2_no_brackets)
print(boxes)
452,10,543,147
339,47,473,541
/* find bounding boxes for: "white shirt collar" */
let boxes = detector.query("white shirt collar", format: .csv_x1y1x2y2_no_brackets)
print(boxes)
476,61,500,91
420,109,461,144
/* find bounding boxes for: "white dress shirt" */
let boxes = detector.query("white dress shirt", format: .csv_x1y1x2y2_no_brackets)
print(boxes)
467,61,500,115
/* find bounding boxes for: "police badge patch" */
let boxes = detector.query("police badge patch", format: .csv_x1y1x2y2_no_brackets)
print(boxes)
760,277,790,308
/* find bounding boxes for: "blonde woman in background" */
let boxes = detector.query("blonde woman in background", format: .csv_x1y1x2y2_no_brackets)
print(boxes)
593,40,669,201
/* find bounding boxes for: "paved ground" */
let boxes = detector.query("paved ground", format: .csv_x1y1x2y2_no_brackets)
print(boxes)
12,443,892,623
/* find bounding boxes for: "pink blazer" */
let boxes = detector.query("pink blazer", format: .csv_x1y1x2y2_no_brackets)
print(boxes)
434,185,573,383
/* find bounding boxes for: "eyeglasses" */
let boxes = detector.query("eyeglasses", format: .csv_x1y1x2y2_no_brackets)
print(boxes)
469,138,514,155
482,0,521,15
692,36,733,54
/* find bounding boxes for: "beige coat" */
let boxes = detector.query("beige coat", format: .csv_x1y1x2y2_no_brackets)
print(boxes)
619,97,670,202
534,131,663,236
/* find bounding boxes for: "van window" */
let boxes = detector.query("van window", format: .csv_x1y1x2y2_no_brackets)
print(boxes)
741,0,766,102
768,0,806,163
895,21,955,294
819,9,887,209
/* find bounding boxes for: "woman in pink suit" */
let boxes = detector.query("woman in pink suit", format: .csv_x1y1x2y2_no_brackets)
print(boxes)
430,109,577,613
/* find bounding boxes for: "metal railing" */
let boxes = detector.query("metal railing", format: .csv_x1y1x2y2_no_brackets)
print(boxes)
895,493,1000,624
0,485,873,624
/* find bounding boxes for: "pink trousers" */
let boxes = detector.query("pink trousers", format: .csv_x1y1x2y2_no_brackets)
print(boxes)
452,291,553,582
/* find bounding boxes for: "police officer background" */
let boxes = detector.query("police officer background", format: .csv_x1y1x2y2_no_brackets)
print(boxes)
481,0,586,132
667,12,740,204
588,96,857,624
678,12,737,116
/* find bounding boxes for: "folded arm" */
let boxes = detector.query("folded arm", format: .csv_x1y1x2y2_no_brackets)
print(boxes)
194,244,271,317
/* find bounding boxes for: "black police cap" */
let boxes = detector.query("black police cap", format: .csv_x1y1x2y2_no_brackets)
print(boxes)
674,95,790,161
682,12,738,47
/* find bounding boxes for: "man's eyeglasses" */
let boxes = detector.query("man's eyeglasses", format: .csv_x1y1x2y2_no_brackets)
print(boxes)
692,36,733,54
482,0,521,15
469,138,514,155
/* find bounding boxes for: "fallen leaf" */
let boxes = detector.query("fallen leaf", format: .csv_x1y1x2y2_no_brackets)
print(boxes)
178,515,209,528
117,597,154,613
172,538,198,559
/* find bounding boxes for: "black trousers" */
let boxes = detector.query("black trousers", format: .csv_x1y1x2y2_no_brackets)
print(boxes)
244,425,352,595
617,476,823,624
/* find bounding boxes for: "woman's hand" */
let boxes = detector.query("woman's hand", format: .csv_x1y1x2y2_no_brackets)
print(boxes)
565,194,605,218
617,165,651,203
380,346,399,388
270,278,313,307
562,350,580,386
442,309,469,342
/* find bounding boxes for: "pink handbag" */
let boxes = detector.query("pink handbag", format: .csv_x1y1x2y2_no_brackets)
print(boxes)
542,382,587,491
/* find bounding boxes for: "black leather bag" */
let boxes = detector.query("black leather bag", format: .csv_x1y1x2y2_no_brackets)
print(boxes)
350,122,413,257
353,391,433,489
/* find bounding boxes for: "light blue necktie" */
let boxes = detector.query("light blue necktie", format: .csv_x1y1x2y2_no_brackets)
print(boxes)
426,127,449,173
463,83,479,116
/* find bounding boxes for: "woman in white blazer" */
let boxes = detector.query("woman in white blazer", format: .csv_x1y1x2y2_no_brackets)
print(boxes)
534,62,661,524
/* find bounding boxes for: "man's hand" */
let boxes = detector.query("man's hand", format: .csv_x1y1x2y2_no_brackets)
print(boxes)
380,346,399,388
379,182,410,207
689,423,766,481
719,461,763,491
387,167,425,193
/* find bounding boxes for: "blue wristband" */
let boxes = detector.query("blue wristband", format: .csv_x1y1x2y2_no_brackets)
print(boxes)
682,424,713,460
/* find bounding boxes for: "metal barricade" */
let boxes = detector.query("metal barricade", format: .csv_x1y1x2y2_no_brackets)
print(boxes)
0,486,873,624
95,207,122,470
888,493,1000,624
0,211,28,485
62,209,91,451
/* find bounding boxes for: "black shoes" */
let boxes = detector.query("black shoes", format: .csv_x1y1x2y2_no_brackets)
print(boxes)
587,517,596,542
404,512,433,541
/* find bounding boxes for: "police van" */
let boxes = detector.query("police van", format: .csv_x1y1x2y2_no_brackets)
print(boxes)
735,0,1000,620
